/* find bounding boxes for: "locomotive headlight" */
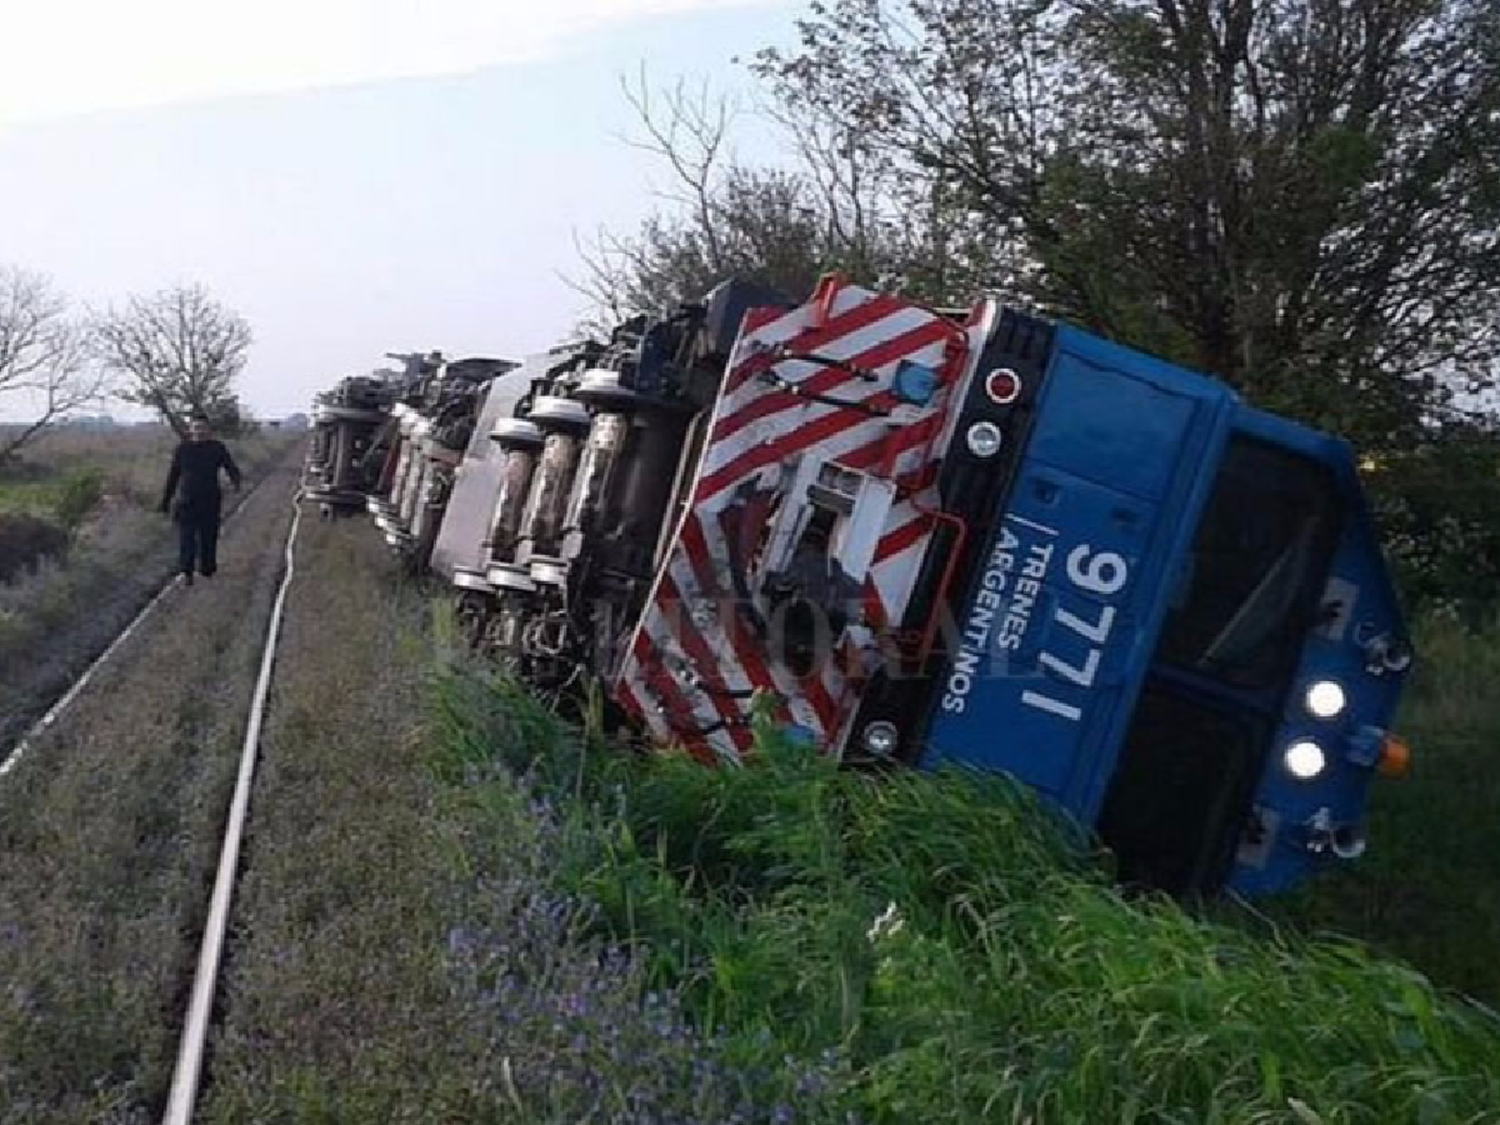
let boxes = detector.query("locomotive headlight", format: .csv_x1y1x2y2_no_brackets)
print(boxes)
965,421,1003,459
1304,680,1347,720
1284,739,1328,781
861,721,899,758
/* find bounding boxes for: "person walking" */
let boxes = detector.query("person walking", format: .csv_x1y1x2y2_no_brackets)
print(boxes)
159,414,242,585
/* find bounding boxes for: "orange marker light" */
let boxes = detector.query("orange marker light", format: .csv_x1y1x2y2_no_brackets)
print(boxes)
1377,734,1411,779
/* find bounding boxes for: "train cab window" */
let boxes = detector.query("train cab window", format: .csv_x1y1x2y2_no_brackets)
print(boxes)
1101,438,1342,893
1156,437,1341,691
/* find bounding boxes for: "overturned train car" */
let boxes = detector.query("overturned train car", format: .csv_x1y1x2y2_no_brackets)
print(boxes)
358,354,520,570
304,374,400,514
328,277,1416,897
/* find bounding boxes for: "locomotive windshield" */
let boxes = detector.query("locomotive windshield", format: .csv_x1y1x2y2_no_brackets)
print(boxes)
1154,437,1341,692
1097,437,1343,892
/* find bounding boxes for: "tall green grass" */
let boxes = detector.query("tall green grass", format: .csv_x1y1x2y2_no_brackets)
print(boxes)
435,666,1500,1124
1269,609,1500,1008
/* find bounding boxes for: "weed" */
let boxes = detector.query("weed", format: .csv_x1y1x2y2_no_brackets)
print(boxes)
53,465,104,526
434,659,1500,1124
204,520,795,1124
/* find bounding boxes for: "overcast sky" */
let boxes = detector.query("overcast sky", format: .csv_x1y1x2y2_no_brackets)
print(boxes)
0,0,800,420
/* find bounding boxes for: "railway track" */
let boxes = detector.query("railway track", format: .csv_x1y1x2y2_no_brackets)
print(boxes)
160,496,303,1124
0,465,281,777
0,464,308,1124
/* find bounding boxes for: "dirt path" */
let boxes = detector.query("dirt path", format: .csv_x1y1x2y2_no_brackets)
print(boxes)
0,461,299,1124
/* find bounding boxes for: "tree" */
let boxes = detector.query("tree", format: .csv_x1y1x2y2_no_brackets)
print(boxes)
91,283,252,438
565,67,1007,325
568,71,829,323
754,0,1500,447
0,265,102,460
580,5,1500,604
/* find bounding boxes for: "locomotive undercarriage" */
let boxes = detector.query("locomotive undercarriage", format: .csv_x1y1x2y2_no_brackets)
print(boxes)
361,355,518,571
304,376,398,518
449,283,777,714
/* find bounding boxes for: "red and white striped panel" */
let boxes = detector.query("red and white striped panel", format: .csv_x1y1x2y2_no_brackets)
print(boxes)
614,278,994,761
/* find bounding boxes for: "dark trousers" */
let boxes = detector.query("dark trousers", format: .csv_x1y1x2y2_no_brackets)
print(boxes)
175,499,222,576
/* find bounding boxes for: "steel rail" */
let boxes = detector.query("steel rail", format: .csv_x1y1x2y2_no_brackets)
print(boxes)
161,494,304,1125
0,475,273,781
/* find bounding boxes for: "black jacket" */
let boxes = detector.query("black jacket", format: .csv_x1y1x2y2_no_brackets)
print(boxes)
160,439,242,515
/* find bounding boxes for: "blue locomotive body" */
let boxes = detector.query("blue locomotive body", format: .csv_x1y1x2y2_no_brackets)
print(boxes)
915,318,1410,894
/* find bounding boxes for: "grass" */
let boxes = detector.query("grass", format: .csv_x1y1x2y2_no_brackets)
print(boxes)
434,660,1500,1124
1265,609,1500,1008
202,517,792,1123
0,424,179,515
0,463,299,1124
0,464,103,525
199,518,468,1121
205,534,1492,1123
0,425,296,749
6,473,1494,1121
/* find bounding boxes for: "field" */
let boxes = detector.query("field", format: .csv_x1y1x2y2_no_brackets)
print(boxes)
3,454,1499,1122
0,423,295,749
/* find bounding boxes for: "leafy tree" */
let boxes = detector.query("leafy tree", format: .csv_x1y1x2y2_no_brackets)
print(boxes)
585,5,1500,603
1368,421,1500,608
753,0,1500,447
91,283,252,438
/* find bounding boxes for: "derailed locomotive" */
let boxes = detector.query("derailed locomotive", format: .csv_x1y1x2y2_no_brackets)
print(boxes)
310,276,1414,896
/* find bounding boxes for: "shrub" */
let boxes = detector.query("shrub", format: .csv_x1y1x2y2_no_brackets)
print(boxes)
0,513,68,582
52,466,103,527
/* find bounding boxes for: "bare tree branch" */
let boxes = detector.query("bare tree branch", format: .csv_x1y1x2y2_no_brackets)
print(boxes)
90,283,252,438
620,65,740,272
0,265,104,460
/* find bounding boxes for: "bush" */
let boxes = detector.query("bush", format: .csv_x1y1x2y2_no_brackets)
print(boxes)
52,466,104,527
1366,429,1500,612
0,512,68,582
